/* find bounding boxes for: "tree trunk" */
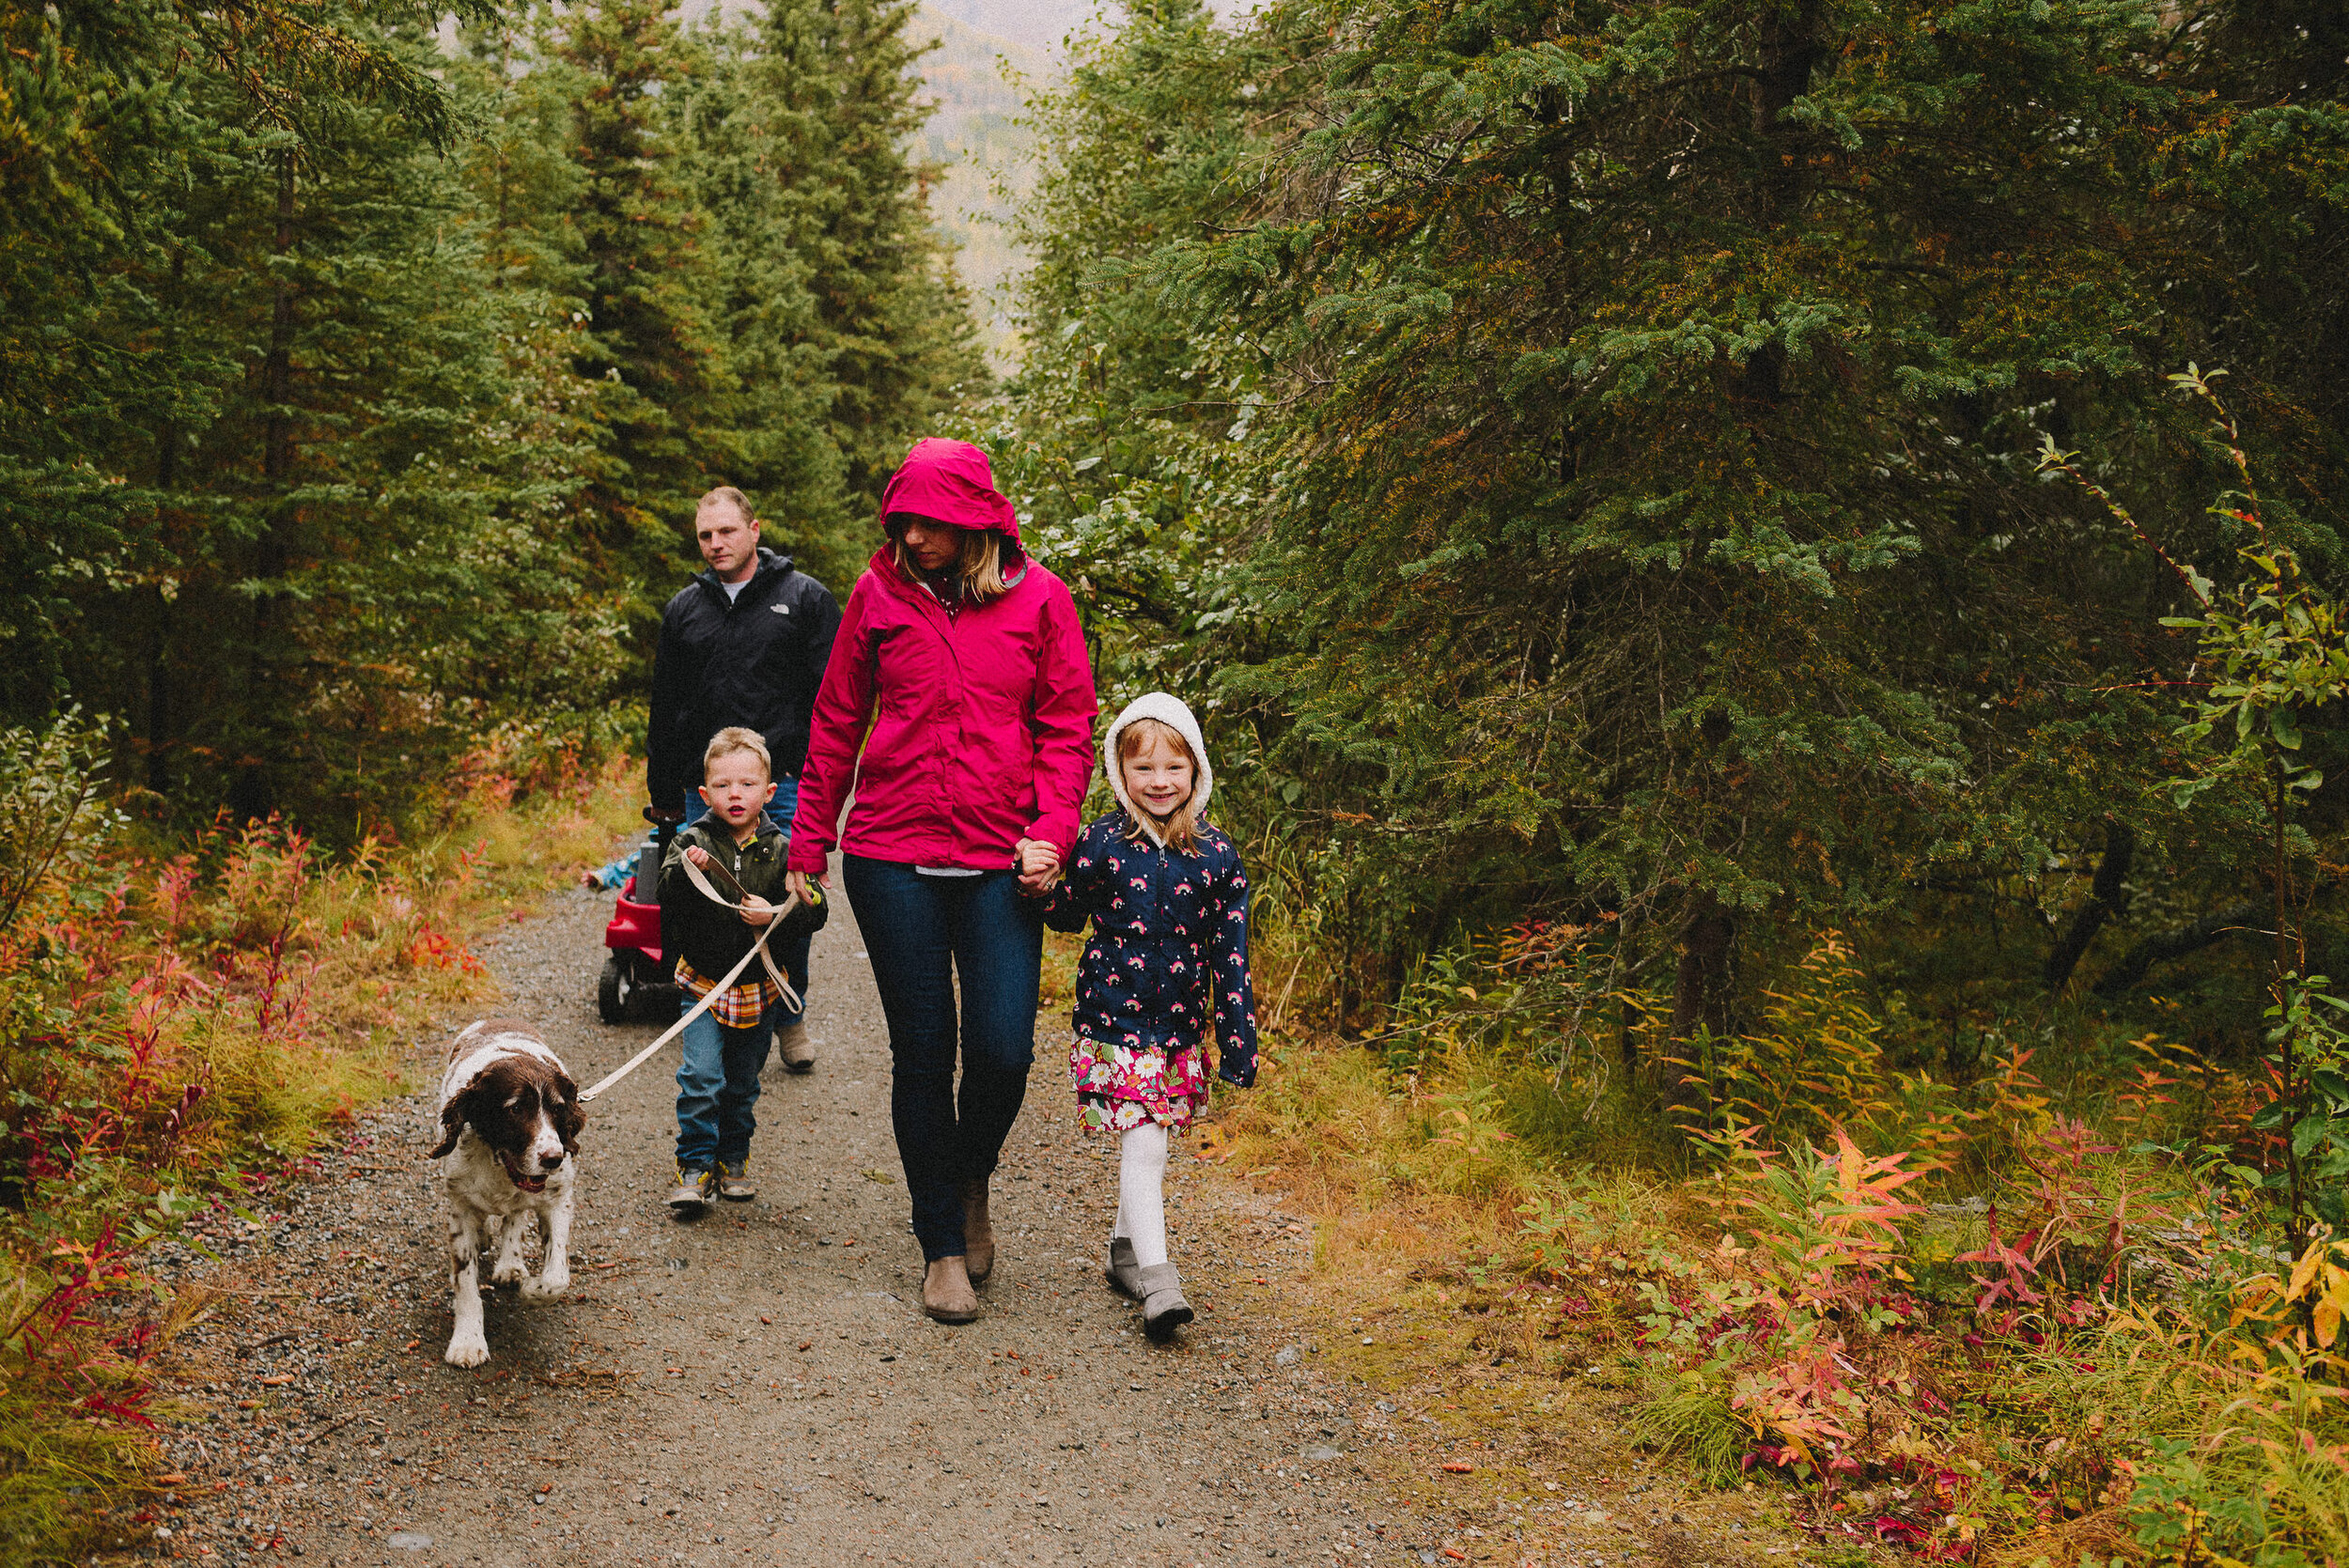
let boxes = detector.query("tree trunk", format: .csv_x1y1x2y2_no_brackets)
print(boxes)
2091,899,2266,998
1751,0,1828,141
1672,891,1736,1043
233,152,299,823
148,247,180,799
263,153,298,489
145,584,172,796
2044,820,2134,992
1737,0,1826,404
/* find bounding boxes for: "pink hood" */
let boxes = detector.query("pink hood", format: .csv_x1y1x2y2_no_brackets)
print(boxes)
787,442,1098,873
880,438,1022,547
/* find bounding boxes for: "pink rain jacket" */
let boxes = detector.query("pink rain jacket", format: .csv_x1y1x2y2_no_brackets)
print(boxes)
787,440,1099,874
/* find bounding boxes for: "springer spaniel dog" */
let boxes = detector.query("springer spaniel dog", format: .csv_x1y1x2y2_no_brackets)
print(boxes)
430,1019,584,1367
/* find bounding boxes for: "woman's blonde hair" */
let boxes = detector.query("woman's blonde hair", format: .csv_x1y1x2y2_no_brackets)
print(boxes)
1117,717,1203,854
889,516,1009,604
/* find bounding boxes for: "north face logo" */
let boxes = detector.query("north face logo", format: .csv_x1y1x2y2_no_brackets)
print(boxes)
770,603,789,614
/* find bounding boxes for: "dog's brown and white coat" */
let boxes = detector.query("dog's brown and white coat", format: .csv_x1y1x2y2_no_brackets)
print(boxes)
432,1019,584,1367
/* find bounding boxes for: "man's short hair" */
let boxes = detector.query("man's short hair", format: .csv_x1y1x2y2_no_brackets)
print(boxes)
698,486,755,524
704,726,772,781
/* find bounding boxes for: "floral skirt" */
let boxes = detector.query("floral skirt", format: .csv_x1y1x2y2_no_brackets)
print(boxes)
1070,1034,1210,1133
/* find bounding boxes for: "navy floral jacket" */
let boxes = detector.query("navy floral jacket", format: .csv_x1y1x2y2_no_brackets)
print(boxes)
1041,813,1259,1087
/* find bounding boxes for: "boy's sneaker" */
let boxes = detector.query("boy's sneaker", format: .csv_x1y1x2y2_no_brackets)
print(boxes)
716,1161,756,1202
666,1166,715,1215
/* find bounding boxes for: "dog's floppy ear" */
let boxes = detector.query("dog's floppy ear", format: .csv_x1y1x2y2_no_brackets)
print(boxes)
429,1087,476,1159
552,1073,586,1154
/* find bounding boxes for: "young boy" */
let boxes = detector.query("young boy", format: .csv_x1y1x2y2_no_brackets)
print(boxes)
658,727,820,1215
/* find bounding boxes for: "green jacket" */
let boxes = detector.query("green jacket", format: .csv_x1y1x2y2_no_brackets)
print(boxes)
658,815,810,984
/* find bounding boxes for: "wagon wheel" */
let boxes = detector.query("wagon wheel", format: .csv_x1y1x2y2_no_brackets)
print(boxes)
596,955,633,1024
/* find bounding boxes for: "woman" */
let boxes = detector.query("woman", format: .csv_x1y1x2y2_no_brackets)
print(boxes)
785,438,1098,1323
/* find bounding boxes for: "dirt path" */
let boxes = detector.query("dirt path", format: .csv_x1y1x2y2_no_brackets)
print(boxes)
138,860,1779,1568
138,860,1420,1568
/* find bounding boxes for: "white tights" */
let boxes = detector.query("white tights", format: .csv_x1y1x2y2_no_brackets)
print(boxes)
1112,1123,1171,1267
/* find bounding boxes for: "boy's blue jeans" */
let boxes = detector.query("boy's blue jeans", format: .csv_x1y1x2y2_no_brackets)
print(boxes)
678,775,809,1027
672,776,810,1172
674,1001,774,1172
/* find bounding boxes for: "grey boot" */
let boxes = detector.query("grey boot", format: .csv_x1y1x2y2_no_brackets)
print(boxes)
1138,1263,1192,1340
1105,1237,1143,1299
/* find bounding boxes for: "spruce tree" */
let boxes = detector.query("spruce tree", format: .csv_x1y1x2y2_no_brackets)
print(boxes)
146,16,628,825
749,0,988,519
550,0,727,584
2,1,634,830
1167,0,2247,1014
1010,0,2349,1026
667,17,850,570
0,0,991,831
997,0,1291,692
662,0,989,582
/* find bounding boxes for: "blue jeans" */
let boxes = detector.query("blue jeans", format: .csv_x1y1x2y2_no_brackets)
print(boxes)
673,1000,774,1171
680,776,809,1025
843,856,1043,1262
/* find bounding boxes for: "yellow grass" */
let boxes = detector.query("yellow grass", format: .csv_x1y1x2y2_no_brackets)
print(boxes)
0,758,644,1562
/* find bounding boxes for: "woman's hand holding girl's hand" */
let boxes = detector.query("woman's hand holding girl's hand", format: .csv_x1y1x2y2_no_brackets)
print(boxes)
738,894,777,925
785,870,826,903
1014,838,1061,894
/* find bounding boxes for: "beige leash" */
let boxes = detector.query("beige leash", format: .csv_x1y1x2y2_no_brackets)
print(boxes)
577,856,806,1104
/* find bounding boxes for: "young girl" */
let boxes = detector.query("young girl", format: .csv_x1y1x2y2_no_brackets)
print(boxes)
1034,692,1258,1339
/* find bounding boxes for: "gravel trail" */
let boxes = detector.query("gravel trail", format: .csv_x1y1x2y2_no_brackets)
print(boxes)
142,861,1427,1567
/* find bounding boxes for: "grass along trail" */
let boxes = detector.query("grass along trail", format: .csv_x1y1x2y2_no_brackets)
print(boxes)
128,848,1809,1568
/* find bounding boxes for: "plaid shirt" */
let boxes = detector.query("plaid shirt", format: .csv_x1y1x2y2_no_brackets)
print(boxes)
674,957,781,1030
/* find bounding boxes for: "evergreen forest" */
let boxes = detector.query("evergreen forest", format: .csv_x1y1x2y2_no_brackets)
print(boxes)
8,0,2349,1560
3,0,985,827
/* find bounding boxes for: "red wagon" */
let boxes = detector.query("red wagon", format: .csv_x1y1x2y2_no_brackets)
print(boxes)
597,812,684,1023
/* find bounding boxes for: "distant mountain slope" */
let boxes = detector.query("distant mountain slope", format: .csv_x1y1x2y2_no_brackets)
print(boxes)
921,0,1111,55
913,7,1042,367
676,0,1049,366
678,0,1116,57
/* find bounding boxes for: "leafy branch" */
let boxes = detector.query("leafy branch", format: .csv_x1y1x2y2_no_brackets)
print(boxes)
2042,368,2349,1249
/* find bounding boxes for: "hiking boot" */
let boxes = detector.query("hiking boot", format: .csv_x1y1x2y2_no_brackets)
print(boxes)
716,1160,756,1202
1139,1263,1192,1340
774,1018,815,1073
1104,1236,1143,1299
961,1176,995,1283
922,1256,979,1324
665,1165,715,1216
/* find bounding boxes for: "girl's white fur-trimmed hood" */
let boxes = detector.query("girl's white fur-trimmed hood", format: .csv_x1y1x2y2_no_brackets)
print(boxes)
1104,692,1212,847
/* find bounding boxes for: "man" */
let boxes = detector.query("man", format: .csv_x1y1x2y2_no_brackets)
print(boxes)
648,487,843,1071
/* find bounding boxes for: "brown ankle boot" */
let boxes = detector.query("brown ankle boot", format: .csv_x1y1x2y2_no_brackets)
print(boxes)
922,1256,978,1323
961,1177,995,1283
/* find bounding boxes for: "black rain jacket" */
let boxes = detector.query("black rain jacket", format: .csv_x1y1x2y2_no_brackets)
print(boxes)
647,548,842,804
